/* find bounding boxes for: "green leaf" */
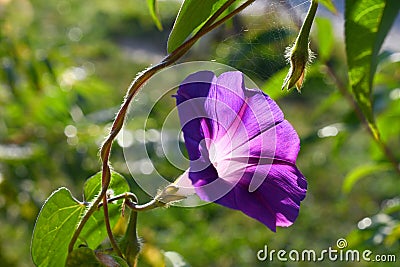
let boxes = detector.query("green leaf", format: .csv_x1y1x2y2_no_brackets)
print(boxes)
79,171,130,248
31,187,85,267
315,17,334,62
345,0,400,140
78,206,122,249
318,0,337,14
167,0,231,53
146,0,162,30
369,1,400,90
164,251,191,267
84,171,130,203
342,163,392,193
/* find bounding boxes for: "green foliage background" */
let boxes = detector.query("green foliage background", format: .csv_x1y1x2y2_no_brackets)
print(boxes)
1,0,399,266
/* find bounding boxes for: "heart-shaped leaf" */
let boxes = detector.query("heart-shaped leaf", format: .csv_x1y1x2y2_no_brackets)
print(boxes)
31,187,85,267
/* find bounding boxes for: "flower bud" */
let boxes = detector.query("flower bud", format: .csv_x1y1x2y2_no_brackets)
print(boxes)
282,43,314,92
155,185,187,204
282,0,318,92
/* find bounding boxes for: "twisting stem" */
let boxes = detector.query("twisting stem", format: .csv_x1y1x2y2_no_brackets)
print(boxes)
98,192,138,208
125,199,165,212
103,192,123,257
294,0,318,50
68,0,256,254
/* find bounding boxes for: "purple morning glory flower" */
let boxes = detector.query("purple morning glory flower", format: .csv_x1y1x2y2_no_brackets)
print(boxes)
173,71,307,231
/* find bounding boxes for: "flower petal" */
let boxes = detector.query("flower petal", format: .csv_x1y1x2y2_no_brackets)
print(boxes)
176,70,216,101
210,80,284,162
205,71,246,141
238,90,284,141
244,119,300,166
175,71,216,161
215,164,307,231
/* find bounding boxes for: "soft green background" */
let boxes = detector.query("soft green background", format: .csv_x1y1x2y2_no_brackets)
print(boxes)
1,0,399,266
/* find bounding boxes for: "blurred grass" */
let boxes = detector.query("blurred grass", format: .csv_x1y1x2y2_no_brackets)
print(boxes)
0,0,399,266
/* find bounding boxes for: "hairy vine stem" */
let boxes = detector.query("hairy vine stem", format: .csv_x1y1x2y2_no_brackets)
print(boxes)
68,0,256,255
